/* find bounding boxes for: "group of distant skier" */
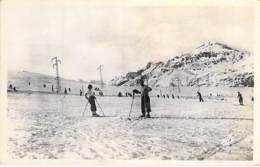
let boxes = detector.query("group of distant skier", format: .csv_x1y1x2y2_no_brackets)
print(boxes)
8,77,247,118
8,84,17,92
83,77,247,118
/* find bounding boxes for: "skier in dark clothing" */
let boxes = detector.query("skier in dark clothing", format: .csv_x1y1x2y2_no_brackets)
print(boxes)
237,92,243,105
133,79,152,118
85,84,99,117
197,91,204,102
172,94,175,99
80,89,83,96
64,88,68,94
118,92,122,97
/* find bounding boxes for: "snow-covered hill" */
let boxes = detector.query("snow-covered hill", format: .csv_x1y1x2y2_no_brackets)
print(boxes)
110,41,254,88
8,71,91,94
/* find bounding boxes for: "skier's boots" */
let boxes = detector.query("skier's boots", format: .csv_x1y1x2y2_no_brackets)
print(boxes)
92,113,100,117
146,113,151,118
140,114,145,118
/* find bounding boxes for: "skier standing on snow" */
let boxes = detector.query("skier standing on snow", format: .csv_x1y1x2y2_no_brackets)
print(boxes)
80,89,83,96
237,91,243,105
133,79,152,118
85,84,100,117
197,91,204,102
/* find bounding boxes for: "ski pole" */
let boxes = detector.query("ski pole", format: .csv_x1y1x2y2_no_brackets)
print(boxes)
95,99,105,116
127,94,135,120
82,101,89,116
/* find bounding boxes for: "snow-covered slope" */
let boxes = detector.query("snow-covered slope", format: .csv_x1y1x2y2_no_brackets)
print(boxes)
8,71,92,94
110,41,254,87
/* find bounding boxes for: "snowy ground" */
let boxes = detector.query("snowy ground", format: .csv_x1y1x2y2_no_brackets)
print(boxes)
7,91,253,160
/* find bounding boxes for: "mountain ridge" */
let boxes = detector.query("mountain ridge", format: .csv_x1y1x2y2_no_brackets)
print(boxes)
110,41,254,88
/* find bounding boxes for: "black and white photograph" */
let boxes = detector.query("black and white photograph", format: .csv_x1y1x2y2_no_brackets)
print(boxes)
0,0,259,164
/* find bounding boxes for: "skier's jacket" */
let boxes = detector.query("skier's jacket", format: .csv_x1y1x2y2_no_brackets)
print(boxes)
85,90,95,99
133,85,152,96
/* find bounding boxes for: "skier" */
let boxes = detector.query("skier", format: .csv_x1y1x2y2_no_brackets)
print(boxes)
172,94,175,99
80,89,83,96
133,79,152,118
64,88,68,94
237,92,243,105
99,91,104,96
51,85,54,92
197,91,204,102
167,94,169,99
85,84,100,117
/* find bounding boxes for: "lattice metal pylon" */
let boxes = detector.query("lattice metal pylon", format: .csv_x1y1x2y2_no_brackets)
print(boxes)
97,65,104,88
51,57,62,93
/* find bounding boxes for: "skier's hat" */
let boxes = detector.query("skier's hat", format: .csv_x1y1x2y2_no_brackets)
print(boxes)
88,84,93,89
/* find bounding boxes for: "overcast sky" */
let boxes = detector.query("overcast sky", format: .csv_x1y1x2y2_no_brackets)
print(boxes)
2,1,253,81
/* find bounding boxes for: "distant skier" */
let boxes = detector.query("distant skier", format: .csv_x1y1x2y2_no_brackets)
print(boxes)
133,79,152,118
51,85,54,92
197,91,204,102
118,92,122,97
157,95,160,98
80,89,83,96
64,88,68,94
99,91,104,96
167,94,169,99
163,95,165,98
172,94,175,99
68,88,71,92
237,92,243,105
9,84,13,89
85,84,100,117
